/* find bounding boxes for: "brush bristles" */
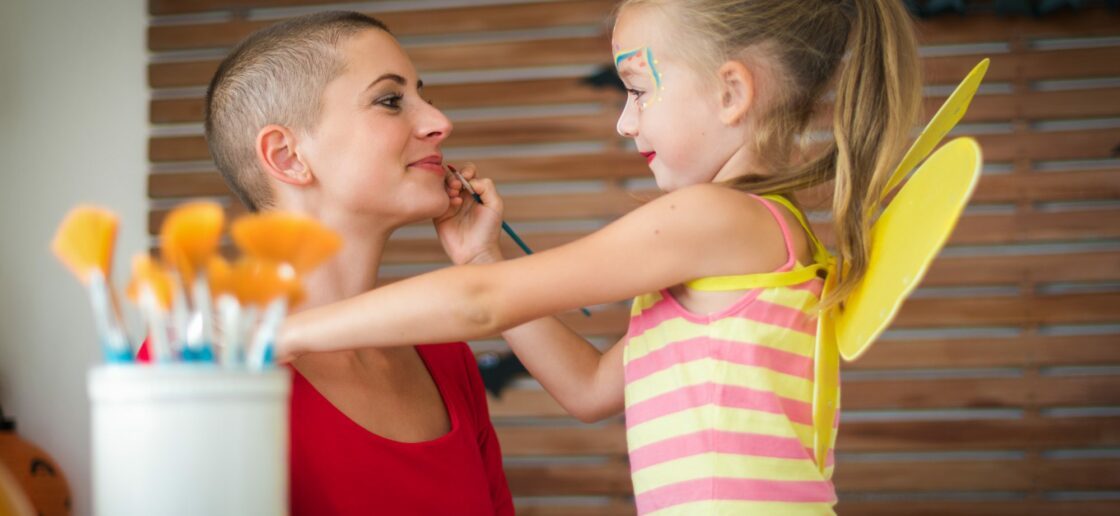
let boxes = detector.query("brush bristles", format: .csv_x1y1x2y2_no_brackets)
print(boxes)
160,201,225,283
230,257,291,307
126,253,174,310
207,255,234,298
231,212,342,273
51,205,119,284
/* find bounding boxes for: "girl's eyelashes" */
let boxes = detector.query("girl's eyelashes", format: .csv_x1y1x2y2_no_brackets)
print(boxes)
626,88,645,100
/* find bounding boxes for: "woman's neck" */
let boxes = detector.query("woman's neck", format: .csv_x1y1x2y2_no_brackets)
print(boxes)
270,197,397,312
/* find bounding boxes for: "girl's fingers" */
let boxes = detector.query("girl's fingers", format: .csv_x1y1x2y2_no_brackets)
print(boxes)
453,163,478,180
472,177,503,213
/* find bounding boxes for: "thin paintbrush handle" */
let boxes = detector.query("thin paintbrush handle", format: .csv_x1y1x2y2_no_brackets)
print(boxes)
501,221,533,256
451,168,592,318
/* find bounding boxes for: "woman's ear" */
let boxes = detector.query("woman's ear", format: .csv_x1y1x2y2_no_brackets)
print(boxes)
716,60,754,127
255,124,313,186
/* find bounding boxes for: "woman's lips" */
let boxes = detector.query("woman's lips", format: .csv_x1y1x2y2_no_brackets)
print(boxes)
408,156,445,175
640,151,656,164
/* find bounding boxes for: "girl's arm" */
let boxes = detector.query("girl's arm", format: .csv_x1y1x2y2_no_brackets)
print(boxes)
500,320,625,423
279,183,782,360
436,164,624,421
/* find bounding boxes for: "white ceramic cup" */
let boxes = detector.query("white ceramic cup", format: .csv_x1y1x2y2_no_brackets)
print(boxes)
88,364,290,516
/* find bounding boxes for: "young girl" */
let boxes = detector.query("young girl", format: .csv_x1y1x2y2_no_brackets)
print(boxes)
281,0,921,513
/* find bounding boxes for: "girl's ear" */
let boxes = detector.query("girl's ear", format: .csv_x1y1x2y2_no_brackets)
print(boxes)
255,124,313,186
716,59,755,127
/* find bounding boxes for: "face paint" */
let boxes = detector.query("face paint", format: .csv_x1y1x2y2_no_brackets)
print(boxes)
614,46,663,109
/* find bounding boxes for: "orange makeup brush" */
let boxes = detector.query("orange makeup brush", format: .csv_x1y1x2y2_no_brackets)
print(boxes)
50,205,132,362
208,255,243,367
160,201,225,362
229,256,293,369
126,253,176,362
231,213,342,368
230,212,342,274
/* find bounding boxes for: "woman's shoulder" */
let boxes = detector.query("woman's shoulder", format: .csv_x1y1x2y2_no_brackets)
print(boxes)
418,342,483,385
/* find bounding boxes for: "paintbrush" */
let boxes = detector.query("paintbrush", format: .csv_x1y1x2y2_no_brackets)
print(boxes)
231,213,341,368
160,201,225,362
125,253,175,363
50,205,133,362
447,166,592,317
229,257,292,370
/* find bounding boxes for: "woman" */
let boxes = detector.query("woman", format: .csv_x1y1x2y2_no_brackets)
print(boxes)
201,12,513,514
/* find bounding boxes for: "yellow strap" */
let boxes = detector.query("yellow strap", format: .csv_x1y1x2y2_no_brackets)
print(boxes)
685,194,831,292
686,262,825,291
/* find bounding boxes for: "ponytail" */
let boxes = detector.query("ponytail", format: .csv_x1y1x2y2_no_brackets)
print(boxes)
824,0,921,309
722,0,922,311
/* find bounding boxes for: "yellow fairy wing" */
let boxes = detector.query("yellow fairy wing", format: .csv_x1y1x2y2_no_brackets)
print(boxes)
881,59,989,199
812,275,841,474
835,137,982,361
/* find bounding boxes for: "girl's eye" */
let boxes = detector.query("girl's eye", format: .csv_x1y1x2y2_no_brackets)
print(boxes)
627,88,645,99
376,94,403,109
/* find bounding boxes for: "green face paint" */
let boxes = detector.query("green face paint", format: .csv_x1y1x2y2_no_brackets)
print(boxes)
614,46,663,109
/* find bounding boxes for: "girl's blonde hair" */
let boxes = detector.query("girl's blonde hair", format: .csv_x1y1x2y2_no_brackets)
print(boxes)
619,0,922,310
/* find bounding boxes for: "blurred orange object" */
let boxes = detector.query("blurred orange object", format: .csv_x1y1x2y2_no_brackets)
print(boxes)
0,408,71,515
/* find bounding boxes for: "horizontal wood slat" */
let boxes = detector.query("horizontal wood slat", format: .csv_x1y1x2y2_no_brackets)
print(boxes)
149,1,614,51
151,77,618,124
493,417,1120,453
837,500,1120,516
488,373,1120,419
148,43,1120,90
512,501,1120,516
851,334,1120,370
152,84,1120,126
504,457,1120,495
148,167,1120,214
149,111,621,162
148,125,1120,164
149,35,611,88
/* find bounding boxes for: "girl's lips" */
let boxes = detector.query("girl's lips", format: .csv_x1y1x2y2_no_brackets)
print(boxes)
640,151,656,164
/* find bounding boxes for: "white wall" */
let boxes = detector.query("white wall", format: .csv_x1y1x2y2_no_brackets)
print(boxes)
0,0,146,514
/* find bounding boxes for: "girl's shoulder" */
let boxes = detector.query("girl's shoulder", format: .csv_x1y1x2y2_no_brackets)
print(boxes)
651,184,810,275
654,183,786,237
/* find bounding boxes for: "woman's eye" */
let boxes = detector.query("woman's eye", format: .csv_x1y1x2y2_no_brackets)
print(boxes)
376,94,403,109
627,88,645,99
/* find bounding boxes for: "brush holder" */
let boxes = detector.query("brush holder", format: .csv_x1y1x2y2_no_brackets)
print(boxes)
88,364,290,515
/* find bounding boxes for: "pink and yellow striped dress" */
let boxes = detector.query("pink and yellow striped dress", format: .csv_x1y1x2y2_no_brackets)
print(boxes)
623,194,838,515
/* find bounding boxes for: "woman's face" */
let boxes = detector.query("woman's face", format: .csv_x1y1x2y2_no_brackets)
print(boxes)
300,28,453,226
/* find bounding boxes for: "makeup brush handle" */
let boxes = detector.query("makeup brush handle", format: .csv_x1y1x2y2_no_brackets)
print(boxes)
459,173,592,318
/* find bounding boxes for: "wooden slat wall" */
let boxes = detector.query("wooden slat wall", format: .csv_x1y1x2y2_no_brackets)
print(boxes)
146,1,1120,514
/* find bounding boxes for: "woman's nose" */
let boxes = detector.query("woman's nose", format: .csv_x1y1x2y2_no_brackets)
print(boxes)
417,102,452,143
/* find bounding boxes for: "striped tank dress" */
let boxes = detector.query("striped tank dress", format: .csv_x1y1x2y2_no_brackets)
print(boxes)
622,194,838,515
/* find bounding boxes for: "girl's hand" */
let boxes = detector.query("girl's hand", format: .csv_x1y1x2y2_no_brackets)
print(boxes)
435,163,506,265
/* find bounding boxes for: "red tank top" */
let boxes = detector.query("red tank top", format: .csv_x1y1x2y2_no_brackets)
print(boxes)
289,343,513,515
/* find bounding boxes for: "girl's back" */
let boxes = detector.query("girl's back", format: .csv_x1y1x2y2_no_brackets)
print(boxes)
623,194,835,514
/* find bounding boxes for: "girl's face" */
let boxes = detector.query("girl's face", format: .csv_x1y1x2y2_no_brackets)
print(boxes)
301,28,453,226
612,6,748,191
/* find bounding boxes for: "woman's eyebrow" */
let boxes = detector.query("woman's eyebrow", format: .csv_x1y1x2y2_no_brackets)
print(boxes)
364,73,407,91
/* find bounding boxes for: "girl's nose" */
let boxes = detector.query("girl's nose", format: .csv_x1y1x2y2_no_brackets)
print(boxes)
616,101,639,138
